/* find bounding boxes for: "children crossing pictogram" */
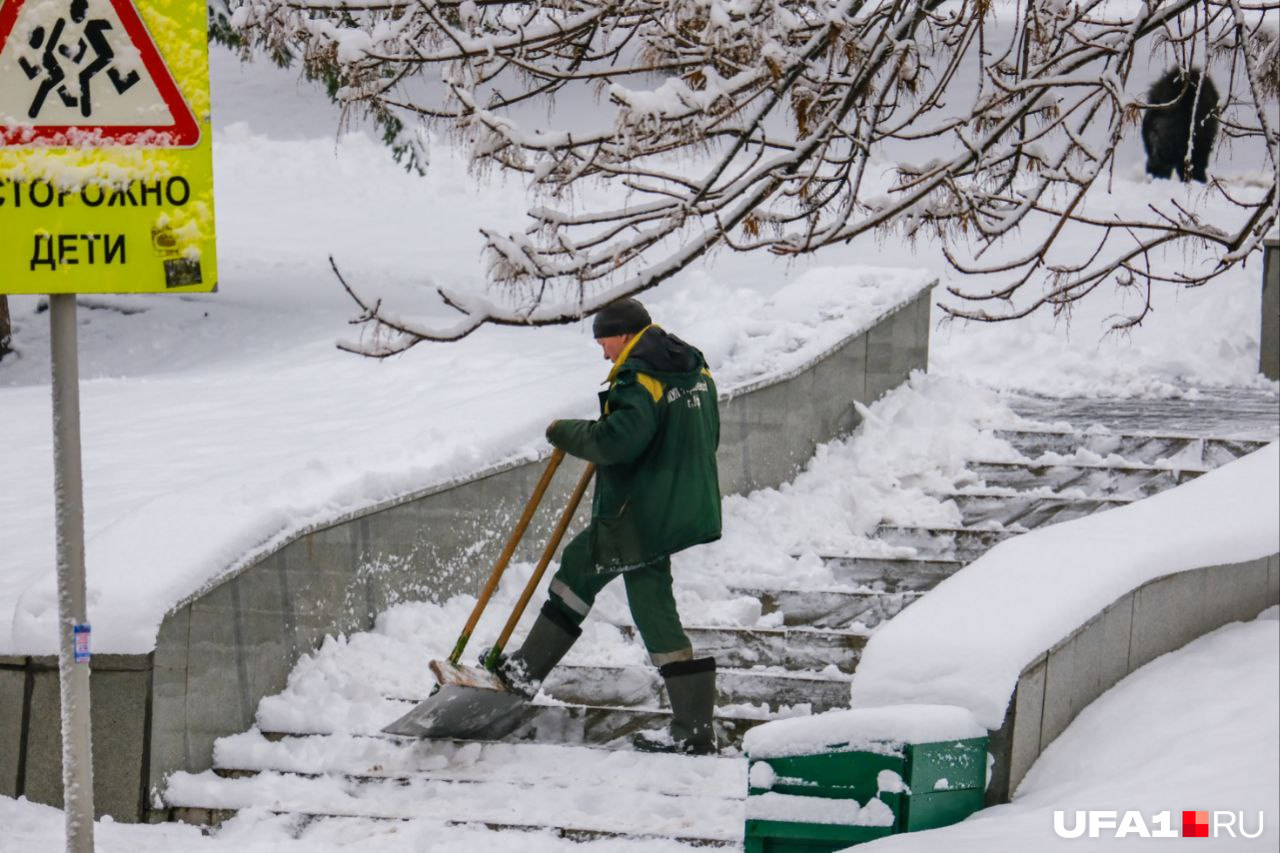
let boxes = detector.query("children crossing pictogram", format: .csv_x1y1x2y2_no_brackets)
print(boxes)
0,0,198,146
20,0,142,120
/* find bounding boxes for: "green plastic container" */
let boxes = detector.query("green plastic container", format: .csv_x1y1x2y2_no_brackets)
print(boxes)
900,788,987,832
743,707,989,849
903,738,987,797
898,739,988,832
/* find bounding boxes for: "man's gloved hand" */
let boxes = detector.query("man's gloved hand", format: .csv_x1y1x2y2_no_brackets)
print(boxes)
546,420,560,442
478,645,503,673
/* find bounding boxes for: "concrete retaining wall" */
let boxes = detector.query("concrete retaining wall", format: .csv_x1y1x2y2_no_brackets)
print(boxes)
986,553,1280,804
0,654,153,821
0,286,934,822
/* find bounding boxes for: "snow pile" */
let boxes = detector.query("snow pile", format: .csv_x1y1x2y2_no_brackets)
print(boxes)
850,443,1280,728
679,266,934,392
245,590,645,736
743,704,984,759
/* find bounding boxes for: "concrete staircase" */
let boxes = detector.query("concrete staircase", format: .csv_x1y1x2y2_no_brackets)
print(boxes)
162,402,1273,844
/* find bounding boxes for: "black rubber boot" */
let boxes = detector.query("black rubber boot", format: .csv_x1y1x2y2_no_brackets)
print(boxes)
633,657,718,755
491,601,582,699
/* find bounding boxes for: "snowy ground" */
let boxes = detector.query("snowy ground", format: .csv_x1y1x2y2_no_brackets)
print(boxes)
1,33,1278,853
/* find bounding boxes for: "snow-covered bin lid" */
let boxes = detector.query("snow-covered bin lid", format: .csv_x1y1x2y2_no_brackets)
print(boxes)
743,704,985,759
745,791,896,827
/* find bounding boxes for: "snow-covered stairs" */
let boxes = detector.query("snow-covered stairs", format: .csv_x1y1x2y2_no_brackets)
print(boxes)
162,415,1271,844
876,428,1270,555
964,460,1198,497
741,586,919,629
253,704,769,752
874,524,1014,560
168,737,746,844
542,664,854,712
823,555,966,592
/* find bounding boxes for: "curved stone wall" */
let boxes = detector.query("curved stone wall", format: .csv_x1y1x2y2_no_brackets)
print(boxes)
0,285,934,821
986,553,1279,804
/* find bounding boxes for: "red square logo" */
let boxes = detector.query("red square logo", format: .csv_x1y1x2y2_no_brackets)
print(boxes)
1182,811,1210,837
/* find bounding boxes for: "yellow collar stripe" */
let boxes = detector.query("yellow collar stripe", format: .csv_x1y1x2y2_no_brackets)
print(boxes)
636,373,664,403
605,372,663,411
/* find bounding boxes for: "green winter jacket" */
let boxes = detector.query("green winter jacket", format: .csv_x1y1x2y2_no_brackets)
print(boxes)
548,325,722,570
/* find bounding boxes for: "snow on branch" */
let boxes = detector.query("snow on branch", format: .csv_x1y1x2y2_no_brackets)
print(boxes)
233,0,1280,345
332,251,700,355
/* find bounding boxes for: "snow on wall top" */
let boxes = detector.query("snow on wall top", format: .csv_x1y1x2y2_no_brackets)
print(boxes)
849,442,1280,730
0,266,932,655
742,704,985,759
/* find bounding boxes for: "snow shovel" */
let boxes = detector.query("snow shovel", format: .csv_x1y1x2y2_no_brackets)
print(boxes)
383,450,596,738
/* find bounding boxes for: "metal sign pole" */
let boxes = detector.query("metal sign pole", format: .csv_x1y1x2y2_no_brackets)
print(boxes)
1263,236,1279,381
49,293,95,853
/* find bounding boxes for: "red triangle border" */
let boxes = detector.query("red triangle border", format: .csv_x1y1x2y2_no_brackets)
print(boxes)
0,0,201,148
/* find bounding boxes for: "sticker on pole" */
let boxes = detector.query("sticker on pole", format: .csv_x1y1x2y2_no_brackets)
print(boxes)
0,0,216,295
73,623,90,663
0,0,199,147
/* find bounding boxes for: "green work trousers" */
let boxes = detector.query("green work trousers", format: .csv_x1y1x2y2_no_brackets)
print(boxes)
546,526,693,666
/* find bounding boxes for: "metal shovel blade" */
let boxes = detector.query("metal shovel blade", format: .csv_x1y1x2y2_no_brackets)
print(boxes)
382,660,526,738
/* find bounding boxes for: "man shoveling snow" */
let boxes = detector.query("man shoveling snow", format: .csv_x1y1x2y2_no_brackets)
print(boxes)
495,298,725,755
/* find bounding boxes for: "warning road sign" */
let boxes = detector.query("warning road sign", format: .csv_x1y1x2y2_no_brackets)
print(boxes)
0,0,216,294
0,0,200,146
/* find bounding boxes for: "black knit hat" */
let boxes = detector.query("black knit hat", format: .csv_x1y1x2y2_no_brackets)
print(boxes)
592,298,651,338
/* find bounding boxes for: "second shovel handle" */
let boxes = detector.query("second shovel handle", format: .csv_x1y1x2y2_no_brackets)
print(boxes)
487,461,596,667
448,447,566,665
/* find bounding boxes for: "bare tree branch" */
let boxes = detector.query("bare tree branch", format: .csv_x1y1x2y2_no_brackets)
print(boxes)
232,0,1279,347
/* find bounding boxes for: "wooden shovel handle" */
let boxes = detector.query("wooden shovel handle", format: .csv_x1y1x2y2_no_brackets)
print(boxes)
487,461,596,666
447,448,566,665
